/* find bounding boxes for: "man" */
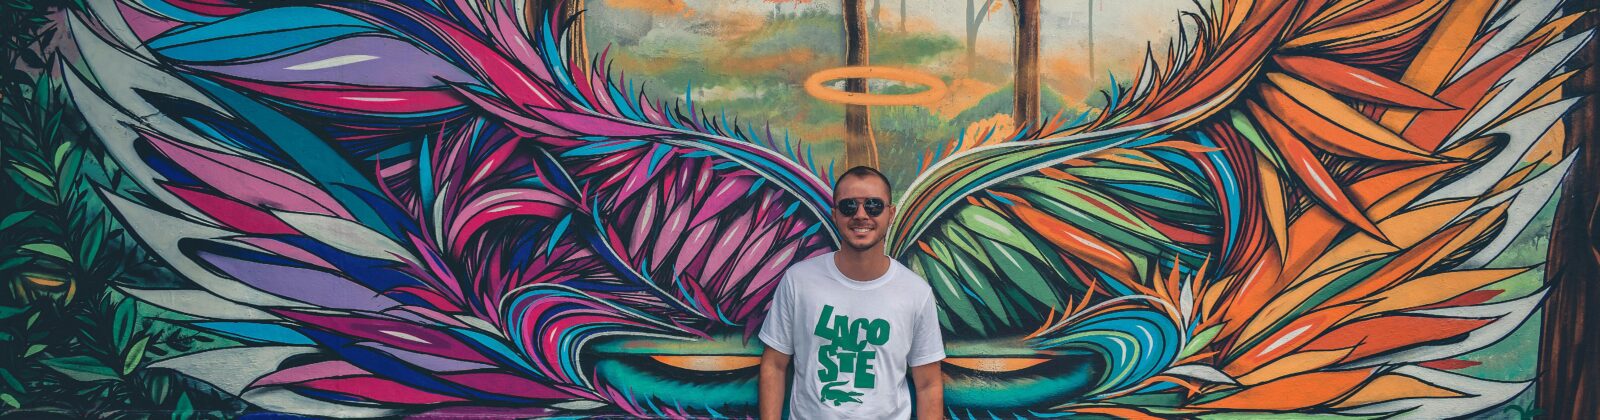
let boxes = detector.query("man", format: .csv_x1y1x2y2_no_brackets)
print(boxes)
758,166,945,419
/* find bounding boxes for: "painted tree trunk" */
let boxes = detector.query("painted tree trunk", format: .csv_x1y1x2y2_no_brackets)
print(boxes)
1013,0,1040,127
566,0,588,73
873,0,882,28
964,0,997,77
1087,0,1095,81
966,31,979,76
1538,5,1599,419
965,0,978,76
843,0,877,169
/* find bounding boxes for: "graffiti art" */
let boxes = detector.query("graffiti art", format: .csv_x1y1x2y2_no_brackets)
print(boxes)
0,0,1594,418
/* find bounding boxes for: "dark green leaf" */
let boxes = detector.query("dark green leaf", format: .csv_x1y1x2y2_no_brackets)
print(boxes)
19,243,72,262
24,344,46,358
0,107,30,135
32,75,49,107
40,355,119,382
0,368,22,391
0,257,31,273
43,111,63,147
9,164,53,189
146,375,167,403
36,218,63,235
9,146,48,170
114,299,138,350
51,142,71,169
123,336,150,374
0,305,24,319
81,228,104,267
173,392,194,420
58,148,81,185
8,170,55,205
0,210,34,231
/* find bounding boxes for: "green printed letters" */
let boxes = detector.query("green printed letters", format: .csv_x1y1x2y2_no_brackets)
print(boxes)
813,305,890,405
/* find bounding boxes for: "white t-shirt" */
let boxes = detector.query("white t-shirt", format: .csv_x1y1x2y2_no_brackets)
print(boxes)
759,252,946,419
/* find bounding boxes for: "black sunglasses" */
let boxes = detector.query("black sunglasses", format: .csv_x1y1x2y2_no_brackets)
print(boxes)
836,198,886,217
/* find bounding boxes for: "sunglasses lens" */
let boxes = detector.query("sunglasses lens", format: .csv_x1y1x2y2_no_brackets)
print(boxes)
837,198,886,217
863,198,885,216
837,199,859,216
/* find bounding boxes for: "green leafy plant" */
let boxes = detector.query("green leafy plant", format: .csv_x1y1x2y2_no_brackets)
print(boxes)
14,291,245,418
2,72,179,302
1,3,248,417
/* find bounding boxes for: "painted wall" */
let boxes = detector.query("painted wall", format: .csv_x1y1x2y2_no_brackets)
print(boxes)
0,0,1589,417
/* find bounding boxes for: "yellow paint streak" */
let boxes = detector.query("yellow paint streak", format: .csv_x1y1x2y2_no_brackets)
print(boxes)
649,355,761,371
943,357,1051,373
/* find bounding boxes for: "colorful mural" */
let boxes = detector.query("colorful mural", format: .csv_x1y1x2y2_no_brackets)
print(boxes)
0,0,1595,417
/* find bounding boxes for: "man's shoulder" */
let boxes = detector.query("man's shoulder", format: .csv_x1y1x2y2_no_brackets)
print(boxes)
783,252,834,278
889,259,935,297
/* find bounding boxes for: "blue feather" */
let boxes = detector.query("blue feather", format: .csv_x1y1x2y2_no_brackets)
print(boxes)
547,214,573,256
419,137,436,210
193,322,314,345
182,74,405,240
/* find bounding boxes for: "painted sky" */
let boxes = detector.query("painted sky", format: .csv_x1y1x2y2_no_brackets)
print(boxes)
586,0,1200,101
581,0,1205,186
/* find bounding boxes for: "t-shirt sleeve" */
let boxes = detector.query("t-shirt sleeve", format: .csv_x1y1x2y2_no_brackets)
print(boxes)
907,291,946,367
757,272,795,355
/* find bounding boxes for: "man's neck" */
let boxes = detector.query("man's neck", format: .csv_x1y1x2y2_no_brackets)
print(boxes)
834,246,890,282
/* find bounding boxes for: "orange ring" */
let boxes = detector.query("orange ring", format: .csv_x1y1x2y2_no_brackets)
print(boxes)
802,66,949,106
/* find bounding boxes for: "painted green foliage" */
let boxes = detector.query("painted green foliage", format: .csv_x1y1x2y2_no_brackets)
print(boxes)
0,2,244,416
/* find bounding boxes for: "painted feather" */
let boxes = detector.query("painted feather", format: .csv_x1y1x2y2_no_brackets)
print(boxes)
69,1,833,416
897,0,1582,417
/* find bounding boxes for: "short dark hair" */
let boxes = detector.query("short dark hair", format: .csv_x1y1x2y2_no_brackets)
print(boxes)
832,166,892,197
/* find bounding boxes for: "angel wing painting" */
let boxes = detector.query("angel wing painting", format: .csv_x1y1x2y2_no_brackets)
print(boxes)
0,0,1588,417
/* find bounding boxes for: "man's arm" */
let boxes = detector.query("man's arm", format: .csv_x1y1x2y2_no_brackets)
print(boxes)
911,361,943,420
759,345,792,420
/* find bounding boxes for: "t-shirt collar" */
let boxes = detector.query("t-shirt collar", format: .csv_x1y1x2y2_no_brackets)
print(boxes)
825,251,897,290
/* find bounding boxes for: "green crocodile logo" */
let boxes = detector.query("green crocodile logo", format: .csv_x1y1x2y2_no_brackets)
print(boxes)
820,380,864,406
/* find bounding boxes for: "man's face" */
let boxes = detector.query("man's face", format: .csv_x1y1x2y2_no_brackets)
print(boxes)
832,175,894,251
